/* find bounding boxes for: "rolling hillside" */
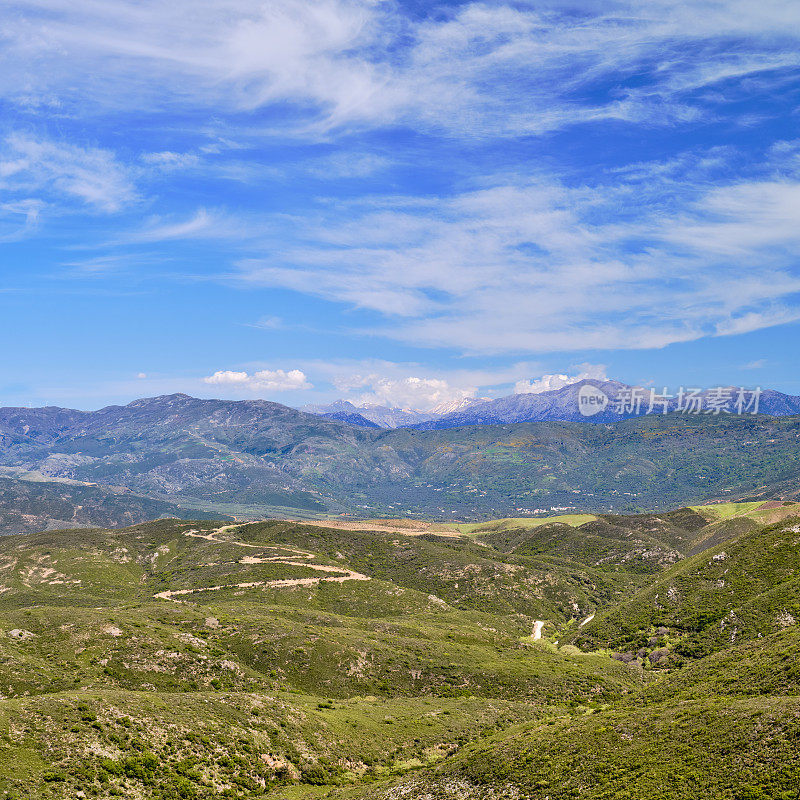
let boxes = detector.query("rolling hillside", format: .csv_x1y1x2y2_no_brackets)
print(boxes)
0,515,643,799
0,504,799,797
0,474,227,535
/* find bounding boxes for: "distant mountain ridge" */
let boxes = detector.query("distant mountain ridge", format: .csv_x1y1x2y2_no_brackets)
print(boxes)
0,391,799,531
302,380,800,430
301,396,491,428
416,379,800,429
300,399,436,428
319,410,381,428
428,396,491,415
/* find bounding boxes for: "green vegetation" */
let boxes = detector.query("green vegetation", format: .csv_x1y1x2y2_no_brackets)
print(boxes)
0,517,642,798
449,514,597,534
690,501,768,521
392,693,800,800
0,474,227,536
4,395,800,530
0,501,799,798
573,513,800,658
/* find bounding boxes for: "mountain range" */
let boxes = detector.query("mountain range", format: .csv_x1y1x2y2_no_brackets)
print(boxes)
300,396,488,428
0,392,799,532
302,379,800,429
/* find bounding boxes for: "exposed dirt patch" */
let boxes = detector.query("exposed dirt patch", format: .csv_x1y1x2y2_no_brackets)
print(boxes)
288,519,464,537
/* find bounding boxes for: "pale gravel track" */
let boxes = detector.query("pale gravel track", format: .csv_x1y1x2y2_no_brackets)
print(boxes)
155,524,370,602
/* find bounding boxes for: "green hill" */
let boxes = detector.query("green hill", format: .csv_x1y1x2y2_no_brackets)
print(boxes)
0,474,228,536
0,517,644,799
573,513,800,660
0,504,799,798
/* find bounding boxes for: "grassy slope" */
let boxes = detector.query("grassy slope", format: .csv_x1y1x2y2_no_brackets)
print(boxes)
393,694,800,800
360,629,800,800
572,515,800,658
342,509,800,799
690,501,768,521
449,514,598,534
0,518,641,799
3,506,800,798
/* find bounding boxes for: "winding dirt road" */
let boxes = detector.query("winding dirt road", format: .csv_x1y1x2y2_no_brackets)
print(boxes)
154,525,370,602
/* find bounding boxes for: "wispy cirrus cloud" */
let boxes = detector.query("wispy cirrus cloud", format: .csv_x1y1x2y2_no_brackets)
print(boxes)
0,198,43,241
140,151,201,171
232,160,800,353
2,1,799,136
126,209,229,243
0,134,137,211
113,208,267,245
1,0,387,128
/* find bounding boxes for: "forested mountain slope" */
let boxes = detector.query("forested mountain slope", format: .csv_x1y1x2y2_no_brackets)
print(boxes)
0,394,800,530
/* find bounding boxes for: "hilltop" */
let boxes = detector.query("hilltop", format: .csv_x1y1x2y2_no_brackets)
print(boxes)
0,501,799,797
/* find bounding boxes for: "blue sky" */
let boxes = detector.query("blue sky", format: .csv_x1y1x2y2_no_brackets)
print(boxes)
2,0,800,410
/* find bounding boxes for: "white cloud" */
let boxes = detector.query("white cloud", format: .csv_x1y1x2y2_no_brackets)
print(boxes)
351,376,478,411
60,254,149,276
233,166,800,354
247,316,283,330
713,307,800,337
0,134,136,211
123,209,249,243
300,152,392,179
283,358,542,409
0,0,390,128
662,181,800,255
141,151,200,170
203,368,312,392
3,1,800,369
0,198,42,241
2,1,799,136
514,365,607,395
132,210,215,242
